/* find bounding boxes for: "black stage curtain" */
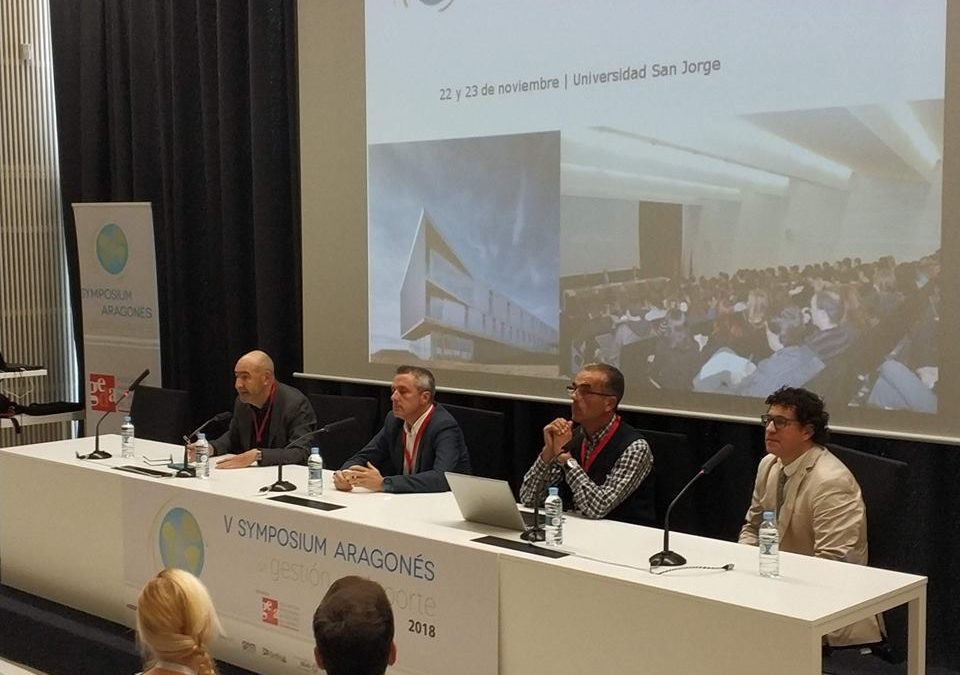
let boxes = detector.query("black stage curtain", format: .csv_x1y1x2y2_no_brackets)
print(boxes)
49,0,301,418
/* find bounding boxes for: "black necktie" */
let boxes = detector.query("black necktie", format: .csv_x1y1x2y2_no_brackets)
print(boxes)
777,468,788,512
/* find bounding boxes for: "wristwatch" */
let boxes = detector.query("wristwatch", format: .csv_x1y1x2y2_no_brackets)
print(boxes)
565,457,578,470
255,449,263,464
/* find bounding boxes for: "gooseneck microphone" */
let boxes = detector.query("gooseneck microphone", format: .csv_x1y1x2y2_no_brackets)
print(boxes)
260,418,357,493
649,443,736,567
125,369,151,393
701,442,737,475
175,411,232,478
78,368,150,460
522,427,582,543
314,417,356,436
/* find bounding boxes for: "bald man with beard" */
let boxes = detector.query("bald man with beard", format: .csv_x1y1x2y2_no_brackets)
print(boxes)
210,350,317,468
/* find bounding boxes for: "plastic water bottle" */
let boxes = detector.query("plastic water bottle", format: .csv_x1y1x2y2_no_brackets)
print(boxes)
759,510,780,577
308,446,323,497
195,432,210,479
544,486,563,546
120,415,135,458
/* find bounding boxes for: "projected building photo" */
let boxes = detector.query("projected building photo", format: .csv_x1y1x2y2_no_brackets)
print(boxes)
398,209,558,364
367,131,561,375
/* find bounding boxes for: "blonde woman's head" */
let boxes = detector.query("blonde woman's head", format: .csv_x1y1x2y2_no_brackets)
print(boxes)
136,568,222,675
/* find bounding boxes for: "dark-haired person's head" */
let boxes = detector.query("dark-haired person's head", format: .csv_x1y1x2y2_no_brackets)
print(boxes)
581,363,625,405
394,365,435,398
391,365,435,425
765,305,806,351
810,290,844,330
568,363,623,434
659,308,693,350
313,576,396,675
762,387,830,463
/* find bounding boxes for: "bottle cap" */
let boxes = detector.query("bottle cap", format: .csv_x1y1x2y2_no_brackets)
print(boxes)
548,486,559,497
197,432,206,441
311,446,320,455
124,415,131,423
762,510,775,520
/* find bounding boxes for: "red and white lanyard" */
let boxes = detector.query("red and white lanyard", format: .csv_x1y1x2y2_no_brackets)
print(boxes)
580,415,621,472
403,407,435,474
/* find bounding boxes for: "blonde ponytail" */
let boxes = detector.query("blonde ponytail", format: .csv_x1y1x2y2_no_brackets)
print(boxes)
136,569,222,675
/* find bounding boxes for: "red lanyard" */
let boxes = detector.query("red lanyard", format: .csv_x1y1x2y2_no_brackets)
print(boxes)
403,407,434,474
580,416,621,473
253,383,277,446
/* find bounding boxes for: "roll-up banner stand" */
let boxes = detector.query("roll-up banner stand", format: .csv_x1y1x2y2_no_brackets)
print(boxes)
73,202,162,435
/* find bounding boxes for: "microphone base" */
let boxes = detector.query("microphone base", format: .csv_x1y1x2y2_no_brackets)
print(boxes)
80,450,113,460
262,480,297,493
175,467,197,478
520,527,546,543
649,550,687,567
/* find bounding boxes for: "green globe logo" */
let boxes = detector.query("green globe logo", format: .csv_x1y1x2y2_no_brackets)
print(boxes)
158,507,205,576
95,223,129,275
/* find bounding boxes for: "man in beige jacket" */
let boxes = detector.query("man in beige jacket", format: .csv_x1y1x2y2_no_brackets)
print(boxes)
739,386,884,647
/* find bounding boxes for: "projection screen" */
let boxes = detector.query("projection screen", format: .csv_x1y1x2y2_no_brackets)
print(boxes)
299,0,960,443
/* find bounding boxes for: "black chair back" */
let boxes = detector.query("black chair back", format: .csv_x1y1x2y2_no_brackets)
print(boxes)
129,385,191,445
828,443,910,659
308,394,379,470
639,428,700,533
440,403,504,478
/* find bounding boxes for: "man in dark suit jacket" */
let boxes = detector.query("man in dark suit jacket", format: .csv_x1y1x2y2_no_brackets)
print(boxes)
334,365,470,493
211,350,317,467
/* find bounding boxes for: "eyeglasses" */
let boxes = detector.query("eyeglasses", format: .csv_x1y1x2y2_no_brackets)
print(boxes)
566,384,617,398
760,414,801,430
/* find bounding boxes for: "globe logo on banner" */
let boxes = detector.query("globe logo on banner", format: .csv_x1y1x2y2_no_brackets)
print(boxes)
95,223,129,275
402,0,455,11
158,507,205,576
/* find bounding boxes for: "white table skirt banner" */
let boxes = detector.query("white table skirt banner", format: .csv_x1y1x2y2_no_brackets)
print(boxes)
121,482,499,675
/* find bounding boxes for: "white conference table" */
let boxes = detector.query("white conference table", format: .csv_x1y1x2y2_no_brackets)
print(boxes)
0,437,926,675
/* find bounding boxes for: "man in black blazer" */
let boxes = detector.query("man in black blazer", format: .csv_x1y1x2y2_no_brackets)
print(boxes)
334,365,470,493
211,350,317,467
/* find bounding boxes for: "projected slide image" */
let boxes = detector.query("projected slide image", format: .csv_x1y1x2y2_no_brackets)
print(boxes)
368,132,561,376
559,102,942,413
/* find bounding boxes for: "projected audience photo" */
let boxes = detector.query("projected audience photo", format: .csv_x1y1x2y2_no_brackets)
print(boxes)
367,132,561,376
559,104,941,413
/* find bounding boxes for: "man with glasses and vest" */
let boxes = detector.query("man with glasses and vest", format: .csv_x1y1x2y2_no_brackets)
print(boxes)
519,363,655,524
333,365,471,493
739,385,883,647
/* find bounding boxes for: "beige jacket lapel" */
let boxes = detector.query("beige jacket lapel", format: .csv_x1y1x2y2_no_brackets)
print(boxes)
777,445,825,546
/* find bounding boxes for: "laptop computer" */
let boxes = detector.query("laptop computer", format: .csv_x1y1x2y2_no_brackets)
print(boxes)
0,351,42,372
445,472,542,531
